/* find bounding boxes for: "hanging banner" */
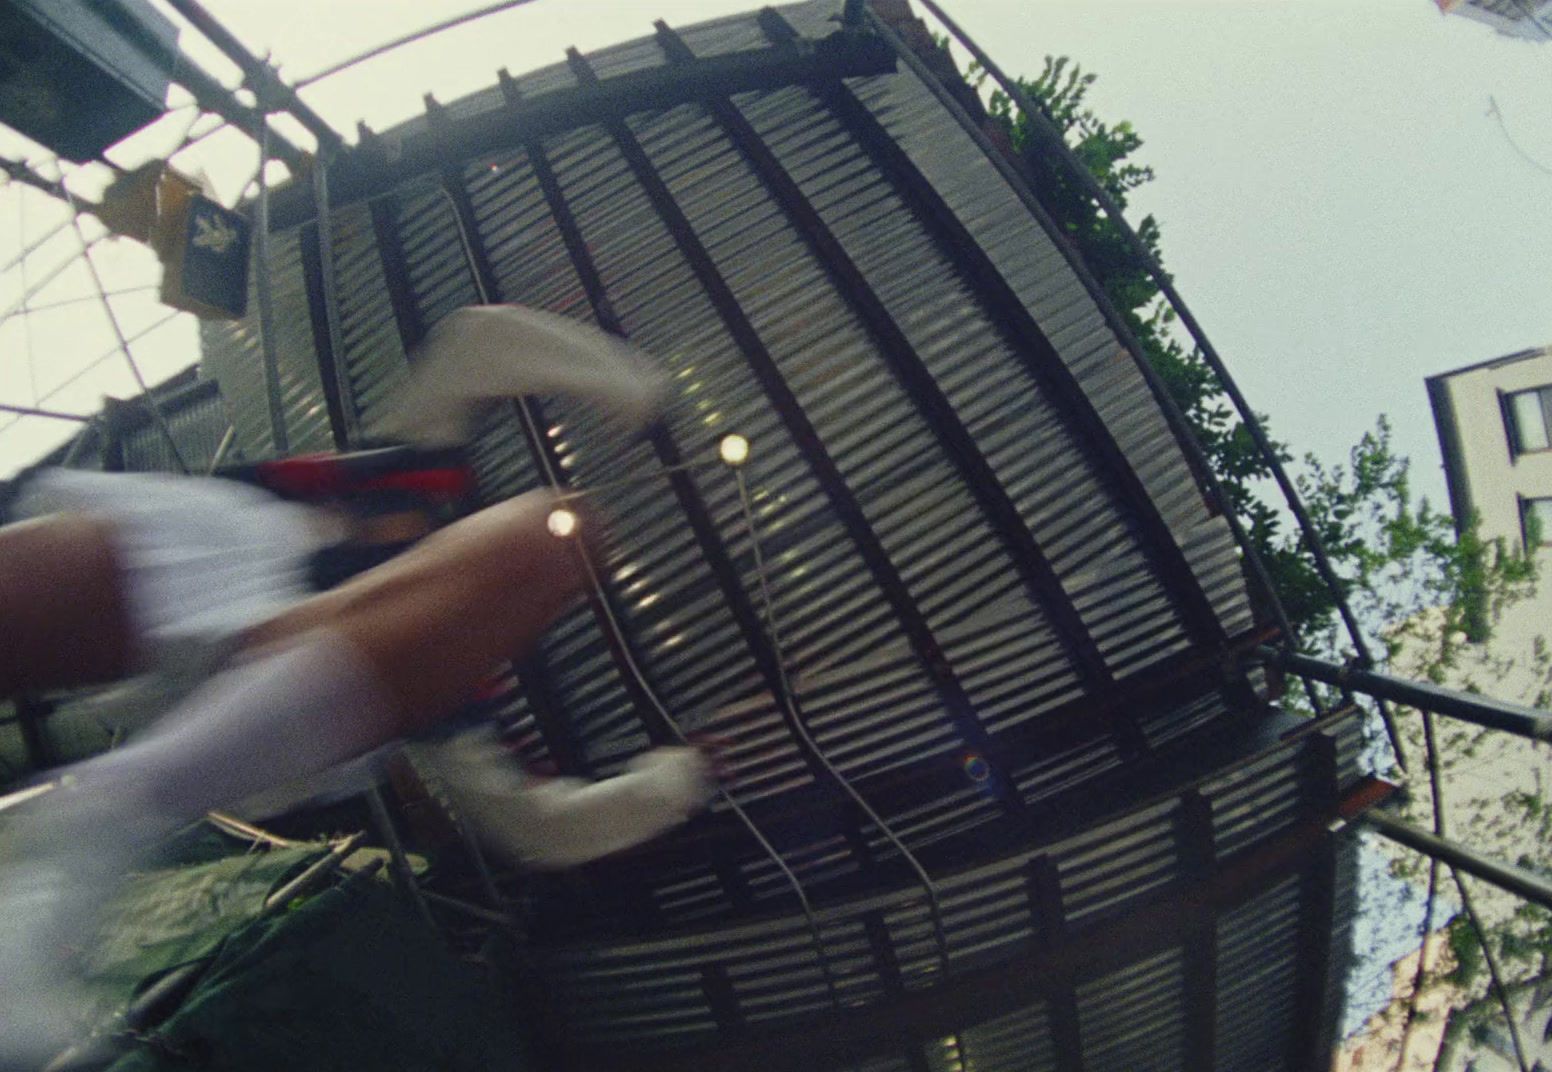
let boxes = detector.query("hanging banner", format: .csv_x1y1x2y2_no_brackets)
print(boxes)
157,179,251,320
100,161,253,320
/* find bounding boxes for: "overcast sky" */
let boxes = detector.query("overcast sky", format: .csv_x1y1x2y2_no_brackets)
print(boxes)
1,0,1548,507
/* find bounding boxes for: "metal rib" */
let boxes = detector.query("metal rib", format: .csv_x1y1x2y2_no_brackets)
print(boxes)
857,8,1319,714
817,86,1223,650
904,0,1401,760
652,19,1030,810
521,126,869,817
435,162,845,1008
433,168,682,747
566,42,956,978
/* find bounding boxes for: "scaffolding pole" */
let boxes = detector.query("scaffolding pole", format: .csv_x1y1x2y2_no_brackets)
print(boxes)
1257,647,1552,743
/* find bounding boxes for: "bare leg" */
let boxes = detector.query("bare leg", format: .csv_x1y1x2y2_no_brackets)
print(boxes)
242,488,587,739
0,515,134,698
0,489,589,1060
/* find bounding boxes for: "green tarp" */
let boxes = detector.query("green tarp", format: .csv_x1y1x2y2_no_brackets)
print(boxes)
81,840,329,1025
103,872,532,1072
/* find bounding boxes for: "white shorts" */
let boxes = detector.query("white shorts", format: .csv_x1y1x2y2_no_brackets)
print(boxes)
17,470,331,663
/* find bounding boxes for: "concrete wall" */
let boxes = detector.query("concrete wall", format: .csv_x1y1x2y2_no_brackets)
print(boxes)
1430,347,1552,553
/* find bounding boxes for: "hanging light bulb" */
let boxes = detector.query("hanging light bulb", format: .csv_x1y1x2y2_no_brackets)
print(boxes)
547,507,580,539
719,433,750,467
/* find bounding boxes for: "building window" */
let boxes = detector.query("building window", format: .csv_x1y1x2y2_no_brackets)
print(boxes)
1504,386,1552,454
1521,497,1552,548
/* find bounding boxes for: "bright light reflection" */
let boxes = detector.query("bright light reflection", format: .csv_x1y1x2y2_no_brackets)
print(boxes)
547,508,580,539
719,433,750,467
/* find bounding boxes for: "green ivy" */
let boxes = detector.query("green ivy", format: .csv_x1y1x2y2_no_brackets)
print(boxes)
977,57,1539,652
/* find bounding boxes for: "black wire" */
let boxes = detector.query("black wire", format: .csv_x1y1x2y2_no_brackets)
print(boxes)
1488,96,1552,178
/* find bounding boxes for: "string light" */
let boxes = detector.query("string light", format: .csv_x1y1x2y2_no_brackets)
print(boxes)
719,433,750,467
547,507,580,539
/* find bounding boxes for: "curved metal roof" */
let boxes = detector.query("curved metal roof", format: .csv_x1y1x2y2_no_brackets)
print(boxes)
172,2,1373,1067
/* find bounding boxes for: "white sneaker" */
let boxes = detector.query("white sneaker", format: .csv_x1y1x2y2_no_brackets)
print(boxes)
414,731,714,871
372,305,667,447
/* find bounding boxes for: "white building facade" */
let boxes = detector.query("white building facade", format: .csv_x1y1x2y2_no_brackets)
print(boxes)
1427,345,1552,560
1436,0,1552,42
1379,344,1552,1070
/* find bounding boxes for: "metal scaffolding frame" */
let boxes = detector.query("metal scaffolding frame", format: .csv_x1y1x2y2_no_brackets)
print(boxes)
8,3,1551,1069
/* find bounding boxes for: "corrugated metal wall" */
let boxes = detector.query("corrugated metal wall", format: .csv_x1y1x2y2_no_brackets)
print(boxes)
541,709,1366,1067
204,13,1258,793
189,3,1359,1067
200,228,334,458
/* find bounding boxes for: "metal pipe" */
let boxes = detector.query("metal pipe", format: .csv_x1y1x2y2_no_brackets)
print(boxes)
1449,867,1532,1071
1365,810,1552,912
294,0,541,90
168,56,309,170
1392,856,1439,1072
309,159,358,443
1407,655,1533,1072
206,425,237,475
162,0,343,154
252,122,289,456
1258,647,1552,742
1394,706,1450,1072
0,402,92,422
908,0,1394,741
365,784,437,931
158,1,546,185
59,186,190,473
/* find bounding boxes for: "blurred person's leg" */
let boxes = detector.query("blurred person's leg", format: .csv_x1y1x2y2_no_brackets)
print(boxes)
0,514,135,697
0,305,690,1058
242,489,588,738
0,486,589,1060
9,487,587,830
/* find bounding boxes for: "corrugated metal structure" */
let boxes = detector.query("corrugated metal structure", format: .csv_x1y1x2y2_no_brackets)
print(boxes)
11,3,1389,1069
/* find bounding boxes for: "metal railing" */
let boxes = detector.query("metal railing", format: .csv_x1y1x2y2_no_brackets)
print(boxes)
1251,646,1551,1072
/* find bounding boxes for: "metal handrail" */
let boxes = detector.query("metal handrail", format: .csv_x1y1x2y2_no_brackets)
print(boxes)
906,0,1404,759
1364,810,1552,912
1258,647,1552,743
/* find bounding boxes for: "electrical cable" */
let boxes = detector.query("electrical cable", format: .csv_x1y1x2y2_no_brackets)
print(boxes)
0,311,183,438
252,120,290,455
53,165,190,473
1488,96,1552,178
435,184,848,1006
735,465,953,976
